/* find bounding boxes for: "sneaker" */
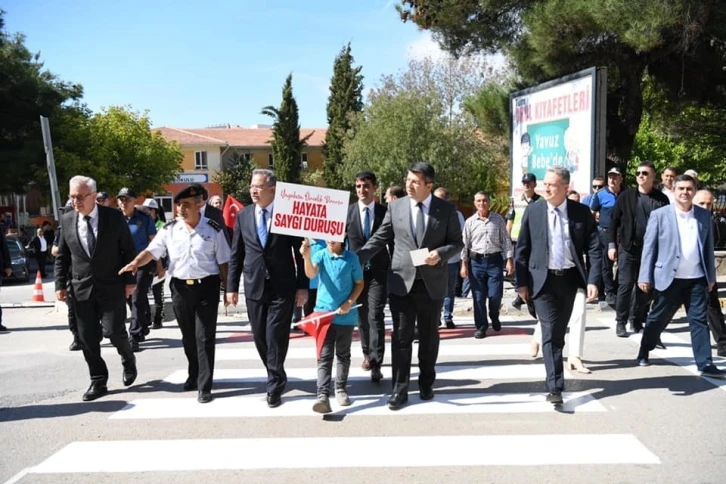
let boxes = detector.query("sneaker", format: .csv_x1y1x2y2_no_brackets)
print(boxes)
312,395,332,414
335,389,351,407
637,357,650,367
699,365,726,379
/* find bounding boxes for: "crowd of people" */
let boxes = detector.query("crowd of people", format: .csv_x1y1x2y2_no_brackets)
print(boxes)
4,160,725,410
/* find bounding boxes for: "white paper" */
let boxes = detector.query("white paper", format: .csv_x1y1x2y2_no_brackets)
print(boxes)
152,274,166,285
410,248,429,267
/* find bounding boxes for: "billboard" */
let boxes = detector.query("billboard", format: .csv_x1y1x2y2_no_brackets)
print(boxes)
509,67,606,239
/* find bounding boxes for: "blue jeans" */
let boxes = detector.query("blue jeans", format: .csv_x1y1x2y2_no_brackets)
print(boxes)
469,254,504,330
639,277,713,370
442,263,459,320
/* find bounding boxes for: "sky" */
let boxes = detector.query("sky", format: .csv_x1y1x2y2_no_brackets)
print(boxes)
3,0,450,129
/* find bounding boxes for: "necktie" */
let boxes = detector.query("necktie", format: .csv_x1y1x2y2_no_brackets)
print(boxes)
84,215,96,256
415,202,425,246
363,207,371,240
258,208,268,247
551,207,565,269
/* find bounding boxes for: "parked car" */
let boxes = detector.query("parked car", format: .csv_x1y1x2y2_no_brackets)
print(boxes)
3,235,31,283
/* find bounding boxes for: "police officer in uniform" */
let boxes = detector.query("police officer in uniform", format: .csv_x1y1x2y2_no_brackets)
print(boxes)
120,185,231,403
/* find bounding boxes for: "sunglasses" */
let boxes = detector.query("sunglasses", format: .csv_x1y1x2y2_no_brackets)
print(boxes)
636,171,651,176
592,185,604,189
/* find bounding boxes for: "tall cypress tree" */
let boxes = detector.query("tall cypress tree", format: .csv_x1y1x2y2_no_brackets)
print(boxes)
262,74,311,184
323,43,364,189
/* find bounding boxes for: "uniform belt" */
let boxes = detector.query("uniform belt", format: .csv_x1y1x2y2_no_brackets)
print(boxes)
470,251,501,261
548,268,576,277
173,275,219,286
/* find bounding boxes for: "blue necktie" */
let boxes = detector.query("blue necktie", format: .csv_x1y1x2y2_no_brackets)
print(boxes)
258,208,268,247
363,207,371,240
551,207,565,269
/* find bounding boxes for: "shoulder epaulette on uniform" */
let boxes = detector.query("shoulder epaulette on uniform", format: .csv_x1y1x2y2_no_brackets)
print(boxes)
163,220,177,229
207,218,222,232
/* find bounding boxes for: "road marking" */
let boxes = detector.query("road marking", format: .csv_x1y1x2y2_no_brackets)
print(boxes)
30,434,659,473
163,364,554,385
109,390,605,419
215,343,535,361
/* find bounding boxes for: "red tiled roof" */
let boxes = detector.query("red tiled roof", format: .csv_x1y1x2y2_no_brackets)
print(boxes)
155,126,327,147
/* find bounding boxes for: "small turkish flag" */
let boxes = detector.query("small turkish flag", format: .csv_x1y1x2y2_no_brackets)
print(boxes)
294,311,336,360
222,195,244,230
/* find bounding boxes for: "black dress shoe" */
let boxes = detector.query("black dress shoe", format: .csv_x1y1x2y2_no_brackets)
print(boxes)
445,318,456,329
491,320,502,332
0,324,8,332
82,381,108,402
197,391,213,403
122,362,137,386
129,339,140,352
183,377,198,391
387,392,408,410
419,387,434,401
69,340,82,351
267,393,282,408
474,329,486,339
546,391,563,405
616,322,628,337
370,366,383,382
655,339,666,350
151,322,162,330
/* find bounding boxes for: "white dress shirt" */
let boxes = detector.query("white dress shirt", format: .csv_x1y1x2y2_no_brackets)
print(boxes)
410,194,432,235
358,200,376,234
255,203,274,232
39,235,47,252
546,199,575,270
76,205,99,257
674,207,704,279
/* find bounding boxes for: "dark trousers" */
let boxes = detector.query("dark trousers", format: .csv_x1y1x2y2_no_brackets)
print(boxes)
151,280,164,325
532,271,579,392
616,248,652,324
36,252,47,277
640,278,713,370
170,276,220,393
317,324,354,396
67,289,78,339
127,261,154,340
246,281,295,396
357,271,387,370
388,280,442,396
442,263,459,320
599,231,616,297
469,254,504,330
707,285,726,353
74,289,134,383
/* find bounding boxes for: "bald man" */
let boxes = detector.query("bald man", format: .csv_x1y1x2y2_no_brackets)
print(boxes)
693,190,726,357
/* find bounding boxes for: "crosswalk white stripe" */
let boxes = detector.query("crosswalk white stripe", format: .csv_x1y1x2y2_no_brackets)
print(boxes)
217,317,536,331
215,343,535,361
164,364,555,385
109,391,605,419
30,434,659,473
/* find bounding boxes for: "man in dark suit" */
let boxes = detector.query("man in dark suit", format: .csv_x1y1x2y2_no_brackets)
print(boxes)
347,171,390,382
358,162,463,410
0,228,12,332
55,175,139,401
226,169,308,408
515,165,601,404
27,228,49,277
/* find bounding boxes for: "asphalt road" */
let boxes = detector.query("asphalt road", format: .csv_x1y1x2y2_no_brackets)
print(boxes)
1,298,725,483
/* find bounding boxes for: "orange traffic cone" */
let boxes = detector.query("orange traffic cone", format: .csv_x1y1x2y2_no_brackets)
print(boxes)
31,270,45,302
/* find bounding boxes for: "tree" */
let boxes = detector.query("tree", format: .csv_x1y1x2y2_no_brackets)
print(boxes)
0,10,83,194
342,56,508,208
262,74,311,184
397,0,726,169
212,151,254,205
42,106,183,200
323,43,364,189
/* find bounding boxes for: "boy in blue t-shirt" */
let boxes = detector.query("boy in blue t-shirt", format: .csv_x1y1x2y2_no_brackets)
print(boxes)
300,237,364,414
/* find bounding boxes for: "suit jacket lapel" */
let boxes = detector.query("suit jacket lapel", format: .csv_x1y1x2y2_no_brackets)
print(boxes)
669,206,681,254
351,205,362,239
93,210,106,259
420,198,438,248
566,201,578,261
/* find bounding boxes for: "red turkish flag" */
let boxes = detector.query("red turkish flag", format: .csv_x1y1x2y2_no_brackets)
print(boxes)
294,311,336,360
222,196,244,230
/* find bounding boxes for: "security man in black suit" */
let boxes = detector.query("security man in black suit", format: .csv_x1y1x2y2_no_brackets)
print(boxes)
120,185,231,403
515,165,601,405
226,169,308,408
55,175,139,402
346,170,390,382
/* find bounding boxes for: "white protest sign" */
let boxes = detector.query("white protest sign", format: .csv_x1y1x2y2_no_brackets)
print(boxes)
270,182,349,242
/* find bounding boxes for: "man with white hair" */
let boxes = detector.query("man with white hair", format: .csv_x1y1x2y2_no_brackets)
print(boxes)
55,176,139,401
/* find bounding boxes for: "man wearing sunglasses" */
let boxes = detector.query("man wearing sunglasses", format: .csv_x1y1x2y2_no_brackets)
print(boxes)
590,168,623,307
581,176,605,208
608,161,670,337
